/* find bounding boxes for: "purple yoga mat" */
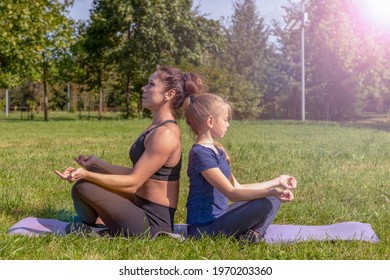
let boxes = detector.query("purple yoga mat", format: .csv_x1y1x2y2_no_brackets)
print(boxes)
8,217,380,243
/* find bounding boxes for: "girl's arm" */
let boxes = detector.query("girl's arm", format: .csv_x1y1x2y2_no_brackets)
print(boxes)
56,126,180,193
231,174,296,190
202,168,295,202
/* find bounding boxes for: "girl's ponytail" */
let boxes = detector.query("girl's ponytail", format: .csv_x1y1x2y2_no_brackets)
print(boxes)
214,141,231,165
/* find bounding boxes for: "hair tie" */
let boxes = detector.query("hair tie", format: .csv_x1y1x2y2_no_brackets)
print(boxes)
190,95,196,104
183,73,189,82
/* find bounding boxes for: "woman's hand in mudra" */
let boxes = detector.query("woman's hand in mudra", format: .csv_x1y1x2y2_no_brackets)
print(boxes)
54,167,75,182
54,167,86,182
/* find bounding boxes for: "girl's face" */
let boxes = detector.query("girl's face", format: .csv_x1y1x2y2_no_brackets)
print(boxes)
141,72,166,111
211,105,230,139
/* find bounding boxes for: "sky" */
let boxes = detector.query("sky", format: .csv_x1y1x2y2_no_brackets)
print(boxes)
68,0,292,25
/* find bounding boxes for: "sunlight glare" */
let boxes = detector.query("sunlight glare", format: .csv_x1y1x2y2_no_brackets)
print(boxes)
360,0,390,28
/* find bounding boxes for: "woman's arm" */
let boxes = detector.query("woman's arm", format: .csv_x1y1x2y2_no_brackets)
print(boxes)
75,155,132,175
202,169,295,202
56,125,180,193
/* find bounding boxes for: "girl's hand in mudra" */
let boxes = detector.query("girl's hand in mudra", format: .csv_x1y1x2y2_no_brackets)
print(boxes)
278,175,297,190
274,188,294,203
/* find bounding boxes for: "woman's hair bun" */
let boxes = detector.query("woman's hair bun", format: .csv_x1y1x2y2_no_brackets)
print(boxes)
183,72,206,98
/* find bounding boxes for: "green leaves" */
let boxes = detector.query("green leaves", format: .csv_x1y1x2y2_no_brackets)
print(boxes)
0,0,74,88
76,0,221,118
218,0,268,119
262,0,390,121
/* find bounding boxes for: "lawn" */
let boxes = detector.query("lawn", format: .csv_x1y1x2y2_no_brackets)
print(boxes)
0,112,389,259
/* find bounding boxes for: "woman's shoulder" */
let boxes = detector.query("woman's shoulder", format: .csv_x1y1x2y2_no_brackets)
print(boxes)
150,121,180,139
146,122,181,152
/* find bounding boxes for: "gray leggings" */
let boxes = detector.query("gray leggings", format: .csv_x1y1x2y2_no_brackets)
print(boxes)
187,196,281,238
71,179,175,237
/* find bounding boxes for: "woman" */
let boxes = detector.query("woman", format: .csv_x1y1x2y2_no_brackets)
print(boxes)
182,93,297,243
55,66,205,237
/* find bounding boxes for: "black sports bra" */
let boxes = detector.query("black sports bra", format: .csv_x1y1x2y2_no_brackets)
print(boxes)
129,120,181,181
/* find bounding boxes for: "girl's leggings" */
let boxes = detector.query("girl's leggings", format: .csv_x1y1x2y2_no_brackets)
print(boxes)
71,179,175,237
187,196,281,238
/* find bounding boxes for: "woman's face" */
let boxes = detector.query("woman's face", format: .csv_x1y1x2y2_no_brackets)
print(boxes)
141,72,166,111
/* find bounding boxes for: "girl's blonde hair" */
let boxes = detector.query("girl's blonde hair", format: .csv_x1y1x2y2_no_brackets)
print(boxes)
183,93,232,164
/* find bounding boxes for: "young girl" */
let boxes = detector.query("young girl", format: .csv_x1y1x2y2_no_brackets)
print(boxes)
183,93,297,243
55,66,205,237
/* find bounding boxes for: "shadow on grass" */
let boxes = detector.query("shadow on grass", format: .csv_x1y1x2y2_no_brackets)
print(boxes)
341,114,390,132
262,114,390,132
345,122,390,132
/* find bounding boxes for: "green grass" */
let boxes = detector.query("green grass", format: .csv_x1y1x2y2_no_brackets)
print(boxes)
0,112,389,259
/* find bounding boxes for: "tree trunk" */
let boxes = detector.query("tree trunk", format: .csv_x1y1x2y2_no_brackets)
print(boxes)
43,74,48,121
72,84,78,112
5,88,9,118
125,75,131,119
98,84,103,120
43,52,48,121
67,81,71,112
98,73,103,120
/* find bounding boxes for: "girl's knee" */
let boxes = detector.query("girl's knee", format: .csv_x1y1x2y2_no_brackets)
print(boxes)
268,196,282,209
252,197,280,213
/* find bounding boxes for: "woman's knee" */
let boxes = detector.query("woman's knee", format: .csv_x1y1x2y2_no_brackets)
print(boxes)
71,181,92,201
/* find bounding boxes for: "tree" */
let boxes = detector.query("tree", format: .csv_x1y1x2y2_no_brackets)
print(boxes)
79,0,129,120
0,0,40,88
40,2,75,121
117,0,222,118
0,0,75,121
346,0,390,114
220,0,270,119
83,0,220,118
304,0,361,120
267,0,371,121
262,12,304,120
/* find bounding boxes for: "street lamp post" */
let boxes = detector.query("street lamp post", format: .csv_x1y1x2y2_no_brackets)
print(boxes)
300,0,306,121
285,0,307,121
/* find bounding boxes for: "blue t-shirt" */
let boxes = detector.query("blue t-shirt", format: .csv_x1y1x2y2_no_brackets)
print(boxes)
186,144,231,226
